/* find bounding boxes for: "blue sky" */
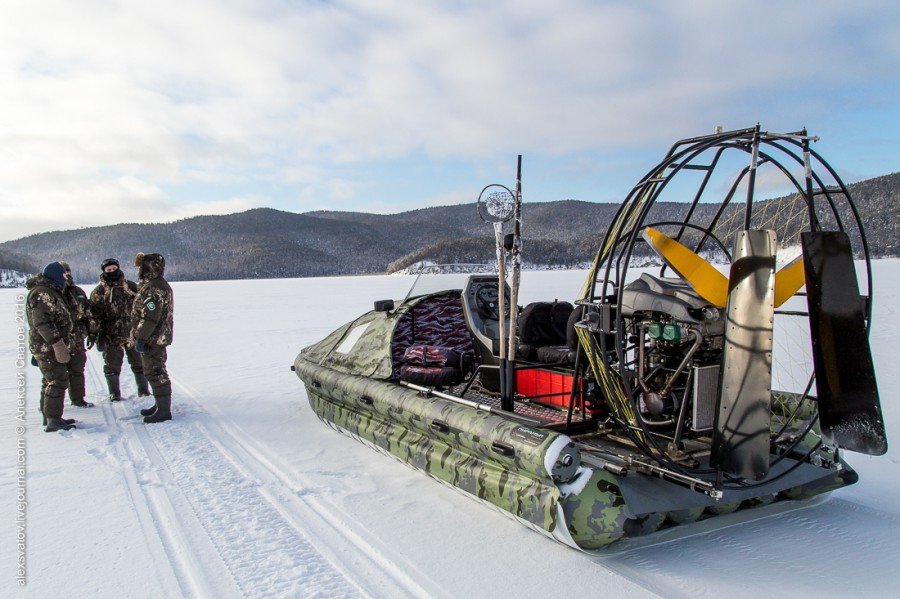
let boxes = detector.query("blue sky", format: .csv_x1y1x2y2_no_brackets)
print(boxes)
1,0,898,242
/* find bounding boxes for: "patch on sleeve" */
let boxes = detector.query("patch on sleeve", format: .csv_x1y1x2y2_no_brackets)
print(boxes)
146,300,156,312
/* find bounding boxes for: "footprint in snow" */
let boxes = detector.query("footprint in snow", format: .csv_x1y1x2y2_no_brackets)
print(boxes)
86,447,119,469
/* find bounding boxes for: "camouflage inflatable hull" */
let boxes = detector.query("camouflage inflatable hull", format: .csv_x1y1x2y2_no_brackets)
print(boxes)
294,356,854,550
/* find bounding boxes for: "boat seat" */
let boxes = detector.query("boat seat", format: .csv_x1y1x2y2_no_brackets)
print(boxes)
398,344,470,388
391,292,477,380
517,301,577,364
535,345,577,365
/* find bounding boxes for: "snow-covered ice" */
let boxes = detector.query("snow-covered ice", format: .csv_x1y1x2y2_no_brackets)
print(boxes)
1,263,899,598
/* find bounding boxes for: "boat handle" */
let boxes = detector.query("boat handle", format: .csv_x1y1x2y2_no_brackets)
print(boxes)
430,420,450,434
491,442,515,457
312,380,322,388
359,395,374,405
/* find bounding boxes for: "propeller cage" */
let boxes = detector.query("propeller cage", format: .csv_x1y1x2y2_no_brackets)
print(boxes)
575,125,884,485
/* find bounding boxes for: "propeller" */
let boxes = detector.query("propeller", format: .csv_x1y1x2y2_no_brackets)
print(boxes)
643,223,887,478
641,227,805,309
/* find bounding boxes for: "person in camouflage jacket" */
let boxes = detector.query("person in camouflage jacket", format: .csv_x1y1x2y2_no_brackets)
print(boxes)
26,262,77,432
130,252,175,423
60,261,98,408
91,258,149,400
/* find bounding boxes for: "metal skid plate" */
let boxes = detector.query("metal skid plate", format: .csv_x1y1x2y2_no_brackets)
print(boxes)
802,231,887,455
711,230,776,480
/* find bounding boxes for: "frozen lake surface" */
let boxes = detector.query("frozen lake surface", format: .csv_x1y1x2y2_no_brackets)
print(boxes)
1,263,898,597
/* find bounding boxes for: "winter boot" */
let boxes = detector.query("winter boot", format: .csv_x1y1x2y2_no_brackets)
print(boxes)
42,414,77,427
140,401,158,417
45,417,76,432
135,373,151,397
71,397,95,408
143,395,172,424
106,374,122,402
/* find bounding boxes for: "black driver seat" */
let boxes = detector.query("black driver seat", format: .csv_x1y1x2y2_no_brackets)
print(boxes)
516,301,578,364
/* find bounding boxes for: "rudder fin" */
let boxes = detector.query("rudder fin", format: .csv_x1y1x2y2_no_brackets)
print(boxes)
802,231,887,455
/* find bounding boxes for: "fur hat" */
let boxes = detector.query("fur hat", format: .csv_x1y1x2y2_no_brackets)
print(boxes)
136,252,165,280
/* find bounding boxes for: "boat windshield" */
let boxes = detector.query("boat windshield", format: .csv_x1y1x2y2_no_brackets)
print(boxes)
402,264,496,302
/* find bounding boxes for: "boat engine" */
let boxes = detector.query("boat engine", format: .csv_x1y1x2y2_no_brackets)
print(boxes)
619,273,725,437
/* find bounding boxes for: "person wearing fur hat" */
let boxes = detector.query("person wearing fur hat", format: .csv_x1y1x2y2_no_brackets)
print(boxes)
59,261,98,408
130,252,175,423
25,262,78,432
91,258,149,401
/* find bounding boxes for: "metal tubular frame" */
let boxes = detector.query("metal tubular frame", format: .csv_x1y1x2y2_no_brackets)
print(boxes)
577,126,873,482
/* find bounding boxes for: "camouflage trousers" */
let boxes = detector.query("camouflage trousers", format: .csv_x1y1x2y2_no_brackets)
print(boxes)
102,342,144,378
140,344,171,397
66,344,87,403
38,358,70,419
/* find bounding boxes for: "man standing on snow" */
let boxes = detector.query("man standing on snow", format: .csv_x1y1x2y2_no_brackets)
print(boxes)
26,262,78,432
60,261,98,408
130,252,175,423
91,258,150,401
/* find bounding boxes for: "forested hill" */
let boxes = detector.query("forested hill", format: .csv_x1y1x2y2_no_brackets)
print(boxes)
0,172,896,283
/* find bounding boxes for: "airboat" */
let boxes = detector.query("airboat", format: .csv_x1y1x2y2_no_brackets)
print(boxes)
293,126,886,549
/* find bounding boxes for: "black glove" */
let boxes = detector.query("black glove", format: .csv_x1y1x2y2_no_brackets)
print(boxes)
31,356,38,367
96,335,107,353
86,337,95,350
135,339,148,354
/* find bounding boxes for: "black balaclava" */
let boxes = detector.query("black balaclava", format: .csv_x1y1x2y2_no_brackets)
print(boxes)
100,258,124,283
42,262,68,289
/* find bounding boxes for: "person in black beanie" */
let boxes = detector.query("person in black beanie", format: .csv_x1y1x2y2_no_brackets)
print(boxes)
91,258,149,400
25,262,77,432
130,252,174,423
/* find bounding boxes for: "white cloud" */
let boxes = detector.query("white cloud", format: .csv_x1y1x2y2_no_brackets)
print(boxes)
0,173,262,241
0,0,897,241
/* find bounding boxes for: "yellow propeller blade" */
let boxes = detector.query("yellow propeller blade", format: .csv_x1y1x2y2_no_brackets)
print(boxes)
643,227,805,309
773,254,805,307
642,227,728,308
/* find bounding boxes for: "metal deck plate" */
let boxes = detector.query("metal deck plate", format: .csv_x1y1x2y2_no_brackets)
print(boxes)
454,385,592,427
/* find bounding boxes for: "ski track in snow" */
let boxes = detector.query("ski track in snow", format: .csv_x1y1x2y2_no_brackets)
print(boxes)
81,354,193,598
87,355,245,598
83,352,440,599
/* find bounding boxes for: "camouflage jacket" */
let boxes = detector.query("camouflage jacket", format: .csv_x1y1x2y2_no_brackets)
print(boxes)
91,278,139,343
25,274,74,359
130,276,174,347
64,284,97,343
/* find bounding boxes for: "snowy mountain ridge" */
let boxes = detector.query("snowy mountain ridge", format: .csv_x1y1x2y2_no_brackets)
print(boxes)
0,172,895,282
